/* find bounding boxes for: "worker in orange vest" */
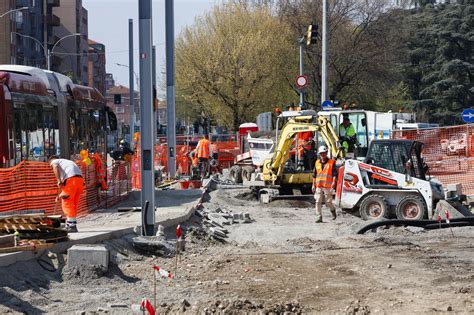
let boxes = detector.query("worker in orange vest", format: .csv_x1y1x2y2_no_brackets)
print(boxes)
49,156,85,232
297,131,314,169
312,146,337,223
195,134,213,179
93,152,107,191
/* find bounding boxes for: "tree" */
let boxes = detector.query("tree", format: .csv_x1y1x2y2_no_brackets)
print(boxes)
400,2,474,124
175,2,296,130
276,0,401,109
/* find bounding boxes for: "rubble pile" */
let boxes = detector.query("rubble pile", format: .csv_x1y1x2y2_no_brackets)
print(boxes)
195,205,252,242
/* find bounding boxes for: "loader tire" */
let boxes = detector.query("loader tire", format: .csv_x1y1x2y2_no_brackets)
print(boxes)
242,166,255,182
395,195,427,220
359,194,390,221
229,165,243,184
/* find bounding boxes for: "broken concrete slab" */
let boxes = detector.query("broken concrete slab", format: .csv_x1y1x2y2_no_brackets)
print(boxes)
67,245,109,270
208,213,230,226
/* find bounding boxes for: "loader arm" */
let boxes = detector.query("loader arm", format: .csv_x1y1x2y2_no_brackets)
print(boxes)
263,115,343,183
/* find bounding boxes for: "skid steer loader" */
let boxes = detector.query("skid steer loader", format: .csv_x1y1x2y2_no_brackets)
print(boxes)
335,139,470,220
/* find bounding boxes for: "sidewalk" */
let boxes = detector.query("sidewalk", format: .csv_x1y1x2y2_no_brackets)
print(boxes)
0,188,204,267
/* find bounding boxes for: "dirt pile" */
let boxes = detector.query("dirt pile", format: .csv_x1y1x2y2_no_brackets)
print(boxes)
62,264,107,284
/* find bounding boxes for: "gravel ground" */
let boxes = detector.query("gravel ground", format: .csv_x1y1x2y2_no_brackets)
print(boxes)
0,187,473,314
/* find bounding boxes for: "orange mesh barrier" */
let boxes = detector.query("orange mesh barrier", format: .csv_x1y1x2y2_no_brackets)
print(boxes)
391,124,474,195
0,159,132,216
152,136,240,175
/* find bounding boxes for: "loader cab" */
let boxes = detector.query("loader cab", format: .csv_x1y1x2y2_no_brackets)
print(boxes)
365,140,427,180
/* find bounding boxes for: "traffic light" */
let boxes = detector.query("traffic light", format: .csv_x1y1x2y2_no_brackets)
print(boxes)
306,23,318,46
114,94,122,104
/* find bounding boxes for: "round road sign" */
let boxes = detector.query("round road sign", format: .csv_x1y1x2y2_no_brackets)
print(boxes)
296,75,308,89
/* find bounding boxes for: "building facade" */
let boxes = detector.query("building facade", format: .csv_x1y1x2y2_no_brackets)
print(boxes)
52,0,88,84
0,0,60,67
88,39,106,95
105,73,115,91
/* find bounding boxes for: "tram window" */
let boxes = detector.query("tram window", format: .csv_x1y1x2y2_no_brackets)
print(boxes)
27,106,44,160
44,110,59,157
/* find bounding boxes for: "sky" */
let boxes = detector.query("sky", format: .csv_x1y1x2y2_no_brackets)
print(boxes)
83,0,216,94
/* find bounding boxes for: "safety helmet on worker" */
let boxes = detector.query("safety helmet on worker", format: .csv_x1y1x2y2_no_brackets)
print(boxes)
318,146,328,154
120,139,126,145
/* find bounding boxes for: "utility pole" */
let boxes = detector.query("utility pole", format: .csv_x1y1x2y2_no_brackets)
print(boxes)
129,18,134,143
138,0,155,236
321,0,328,106
165,0,176,178
152,45,157,144
299,37,304,107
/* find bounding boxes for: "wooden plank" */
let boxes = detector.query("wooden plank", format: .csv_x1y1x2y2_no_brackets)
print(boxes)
0,235,15,248
0,243,54,254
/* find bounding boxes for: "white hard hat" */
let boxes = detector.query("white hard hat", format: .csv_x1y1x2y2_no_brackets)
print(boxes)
318,146,329,154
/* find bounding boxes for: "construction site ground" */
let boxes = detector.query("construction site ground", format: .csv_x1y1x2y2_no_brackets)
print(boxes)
1,186,473,314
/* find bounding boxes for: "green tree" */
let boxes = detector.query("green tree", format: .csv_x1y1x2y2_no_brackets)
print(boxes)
401,2,474,125
175,2,296,130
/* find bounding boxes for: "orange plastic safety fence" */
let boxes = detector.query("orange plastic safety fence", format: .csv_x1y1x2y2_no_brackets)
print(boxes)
392,124,474,195
0,158,133,217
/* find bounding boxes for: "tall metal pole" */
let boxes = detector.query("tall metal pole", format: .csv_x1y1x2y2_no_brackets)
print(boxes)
165,0,176,178
129,19,134,143
321,0,328,106
299,37,304,107
152,45,157,144
138,0,155,236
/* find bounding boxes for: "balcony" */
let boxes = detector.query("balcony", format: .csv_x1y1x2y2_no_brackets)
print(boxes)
47,0,60,7
47,14,60,27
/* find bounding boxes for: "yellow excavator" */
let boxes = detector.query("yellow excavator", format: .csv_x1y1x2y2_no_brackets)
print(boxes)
255,112,344,203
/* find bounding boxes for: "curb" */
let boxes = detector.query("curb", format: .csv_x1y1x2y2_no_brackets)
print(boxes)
0,186,209,268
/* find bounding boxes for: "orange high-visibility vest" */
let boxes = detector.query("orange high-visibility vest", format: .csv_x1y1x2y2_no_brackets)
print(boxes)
314,159,335,188
196,139,211,159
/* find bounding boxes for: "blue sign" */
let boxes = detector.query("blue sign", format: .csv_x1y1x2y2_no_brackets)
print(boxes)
321,100,334,109
462,108,474,123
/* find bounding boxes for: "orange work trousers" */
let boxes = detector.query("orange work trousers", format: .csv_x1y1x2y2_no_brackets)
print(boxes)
60,176,85,219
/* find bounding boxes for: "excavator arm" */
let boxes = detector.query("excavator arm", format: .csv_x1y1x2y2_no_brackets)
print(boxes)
263,115,343,184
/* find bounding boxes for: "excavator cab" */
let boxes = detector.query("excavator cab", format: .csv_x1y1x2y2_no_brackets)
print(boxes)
319,110,369,160
365,140,427,181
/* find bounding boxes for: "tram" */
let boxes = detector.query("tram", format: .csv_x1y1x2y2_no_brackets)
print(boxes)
0,65,117,168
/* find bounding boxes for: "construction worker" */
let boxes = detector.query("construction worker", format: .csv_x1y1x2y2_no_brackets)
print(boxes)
49,156,85,232
119,139,134,162
195,134,213,179
189,148,200,179
297,131,314,170
339,114,357,154
312,146,337,223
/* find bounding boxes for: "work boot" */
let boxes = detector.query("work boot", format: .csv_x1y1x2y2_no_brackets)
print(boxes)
331,210,337,220
315,217,323,223
65,224,78,233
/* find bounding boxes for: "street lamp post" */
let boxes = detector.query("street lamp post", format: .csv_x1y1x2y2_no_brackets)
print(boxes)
48,33,81,70
0,7,29,18
11,32,81,70
115,63,140,89
11,31,47,67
